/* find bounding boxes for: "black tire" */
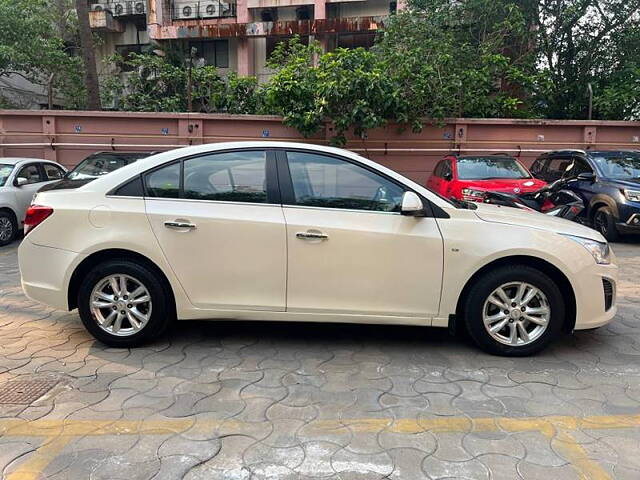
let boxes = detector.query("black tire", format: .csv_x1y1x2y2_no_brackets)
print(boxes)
593,206,620,242
462,265,565,356
0,211,17,247
77,259,174,347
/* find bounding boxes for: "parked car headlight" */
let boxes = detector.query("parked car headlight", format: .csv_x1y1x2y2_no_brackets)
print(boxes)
461,188,486,201
563,235,610,264
623,189,640,202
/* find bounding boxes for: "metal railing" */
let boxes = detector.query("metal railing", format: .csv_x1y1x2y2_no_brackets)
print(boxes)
171,1,237,20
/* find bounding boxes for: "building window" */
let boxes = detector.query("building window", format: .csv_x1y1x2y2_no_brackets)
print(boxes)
188,40,230,68
336,33,377,50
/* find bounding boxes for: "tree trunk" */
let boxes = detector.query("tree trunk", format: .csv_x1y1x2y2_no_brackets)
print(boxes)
75,0,101,110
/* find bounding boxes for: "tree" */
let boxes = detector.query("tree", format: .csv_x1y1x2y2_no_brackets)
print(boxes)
0,0,84,108
75,0,101,109
534,0,640,119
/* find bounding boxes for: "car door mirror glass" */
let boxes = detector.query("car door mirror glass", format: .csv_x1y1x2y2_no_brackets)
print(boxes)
15,177,28,187
443,173,452,181
401,191,424,216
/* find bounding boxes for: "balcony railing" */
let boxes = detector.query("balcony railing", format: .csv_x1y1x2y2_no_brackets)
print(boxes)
171,1,237,20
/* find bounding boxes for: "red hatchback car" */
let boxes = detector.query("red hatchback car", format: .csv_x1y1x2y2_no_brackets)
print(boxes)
427,154,547,202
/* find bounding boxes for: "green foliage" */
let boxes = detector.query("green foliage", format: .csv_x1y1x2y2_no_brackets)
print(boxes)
0,0,84,108
104,53,260,114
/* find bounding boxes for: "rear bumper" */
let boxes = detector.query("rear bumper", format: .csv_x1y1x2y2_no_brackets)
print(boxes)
18,240,82,311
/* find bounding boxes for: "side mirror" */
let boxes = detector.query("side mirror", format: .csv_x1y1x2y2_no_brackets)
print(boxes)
576,172,596,182
401,191,425,216
443,173,453,181
14,177,28,187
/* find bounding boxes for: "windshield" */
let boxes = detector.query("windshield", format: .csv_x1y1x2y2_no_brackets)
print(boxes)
0,164,14,187
457,156,531,180
67,153,149,180
591,152,640,179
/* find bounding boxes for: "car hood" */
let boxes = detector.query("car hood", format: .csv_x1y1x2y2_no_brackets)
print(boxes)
602,177,640,189
38,178,95,192
473,202,605,242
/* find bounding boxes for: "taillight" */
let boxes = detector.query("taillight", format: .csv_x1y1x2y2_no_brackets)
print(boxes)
24,205,53,235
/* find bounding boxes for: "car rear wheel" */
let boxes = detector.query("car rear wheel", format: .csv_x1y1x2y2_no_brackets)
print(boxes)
463,265,565,356
77,260,173,347
0,211,17,246
593,206,619,242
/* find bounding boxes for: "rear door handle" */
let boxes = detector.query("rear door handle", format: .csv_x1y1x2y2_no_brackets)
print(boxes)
164,221,196,230
296,231,328,240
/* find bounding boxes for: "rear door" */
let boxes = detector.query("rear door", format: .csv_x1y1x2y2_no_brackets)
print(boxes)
144,149,287,311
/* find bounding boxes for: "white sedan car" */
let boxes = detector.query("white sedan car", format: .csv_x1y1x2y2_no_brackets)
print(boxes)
0,158,66,245
18,142,617,356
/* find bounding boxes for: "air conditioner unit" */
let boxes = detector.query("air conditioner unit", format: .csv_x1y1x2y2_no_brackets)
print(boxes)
91,3,105,11
112,2,125,15
175,3,198,19
133,1,146,14
202,2,220,18
220,1,233,16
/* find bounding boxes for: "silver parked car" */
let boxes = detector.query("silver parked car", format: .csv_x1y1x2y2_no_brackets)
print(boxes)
0,158,66,245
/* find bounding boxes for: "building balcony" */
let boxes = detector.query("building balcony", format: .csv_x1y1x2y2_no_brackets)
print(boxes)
149,14,387,39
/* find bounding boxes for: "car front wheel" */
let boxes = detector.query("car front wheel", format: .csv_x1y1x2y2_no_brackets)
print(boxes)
593,206,619,242
463,265,565,356
77,259,173,347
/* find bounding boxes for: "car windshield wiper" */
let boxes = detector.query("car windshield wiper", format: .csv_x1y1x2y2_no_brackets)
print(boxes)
450,198,478,210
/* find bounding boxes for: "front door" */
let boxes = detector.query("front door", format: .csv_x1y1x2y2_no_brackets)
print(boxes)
144,149,287,311
279,150,444,319
13,163,48,224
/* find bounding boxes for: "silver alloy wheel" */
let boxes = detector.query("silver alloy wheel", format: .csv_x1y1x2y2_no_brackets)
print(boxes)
89,274,152,337
0,216,13,242
482,282,550,346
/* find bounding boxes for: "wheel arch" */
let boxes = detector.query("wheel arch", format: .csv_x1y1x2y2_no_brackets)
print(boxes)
454,255,577,333
589,194,618,221
68,248,176,314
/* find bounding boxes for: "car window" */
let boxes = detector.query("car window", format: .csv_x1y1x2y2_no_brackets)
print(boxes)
529,158,546,176
286,151,405,212
184,151,267,203
433,161,444,178
43,164,64,180
441,160,453,180
564,158,592,178
0,164,14,187
17,164,43,184
145,162,180,198
67,153,149,180
546,158,572,181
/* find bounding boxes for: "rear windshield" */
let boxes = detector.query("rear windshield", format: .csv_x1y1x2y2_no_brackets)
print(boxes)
456,156,531,180
67,153,150,180
0,164,13,187
591,152,640,179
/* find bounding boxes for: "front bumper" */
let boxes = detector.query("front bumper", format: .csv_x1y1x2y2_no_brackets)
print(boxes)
616,212,640,234
572,261,618,330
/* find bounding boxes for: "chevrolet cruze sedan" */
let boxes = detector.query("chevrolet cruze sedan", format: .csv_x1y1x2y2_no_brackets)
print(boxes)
18,142,618,356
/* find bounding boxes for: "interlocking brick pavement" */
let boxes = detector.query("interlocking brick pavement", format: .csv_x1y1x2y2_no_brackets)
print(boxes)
0,239,638,479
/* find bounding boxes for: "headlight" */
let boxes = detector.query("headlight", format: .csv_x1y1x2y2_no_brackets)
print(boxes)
623,189,640,202
461,188,486,201
563,235,610,264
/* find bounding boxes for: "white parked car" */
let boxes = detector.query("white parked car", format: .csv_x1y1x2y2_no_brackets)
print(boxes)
18,142,617,356
0,158,66,245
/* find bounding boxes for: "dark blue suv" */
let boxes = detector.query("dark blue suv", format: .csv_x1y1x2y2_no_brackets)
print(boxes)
530,150,640,241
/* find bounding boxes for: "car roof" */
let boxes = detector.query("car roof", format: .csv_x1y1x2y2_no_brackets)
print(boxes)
0,157,46,166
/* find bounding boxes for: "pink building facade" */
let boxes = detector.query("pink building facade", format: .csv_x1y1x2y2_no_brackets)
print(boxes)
90,0,400,82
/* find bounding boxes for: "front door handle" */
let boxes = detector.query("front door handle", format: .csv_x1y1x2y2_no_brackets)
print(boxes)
164,220,196,230
296,231,328,240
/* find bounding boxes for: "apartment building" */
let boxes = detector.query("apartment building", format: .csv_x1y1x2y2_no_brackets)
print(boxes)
89,0,399,82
